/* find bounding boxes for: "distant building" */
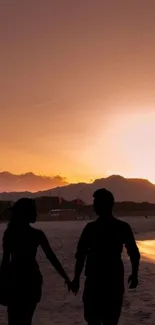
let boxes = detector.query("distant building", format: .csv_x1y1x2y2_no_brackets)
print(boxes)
50,208,77,221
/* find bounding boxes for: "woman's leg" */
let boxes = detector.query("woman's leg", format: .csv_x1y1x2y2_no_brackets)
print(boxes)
25,304,36,325
7,303,36,325
7,305,15,325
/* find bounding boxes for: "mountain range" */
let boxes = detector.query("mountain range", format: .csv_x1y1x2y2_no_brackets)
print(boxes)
1,173,155,204
0,172,68,193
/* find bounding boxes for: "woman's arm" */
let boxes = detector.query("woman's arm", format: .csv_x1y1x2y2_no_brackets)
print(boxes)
39,231,70,284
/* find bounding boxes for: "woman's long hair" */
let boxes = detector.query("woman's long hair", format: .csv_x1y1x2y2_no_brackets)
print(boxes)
3,198,37,242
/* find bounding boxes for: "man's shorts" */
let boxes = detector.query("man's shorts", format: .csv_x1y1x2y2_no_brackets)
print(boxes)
83,277,124,324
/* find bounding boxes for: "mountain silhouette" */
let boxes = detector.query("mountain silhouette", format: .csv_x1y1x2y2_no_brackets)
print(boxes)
1,174,155,203
0,172,68,193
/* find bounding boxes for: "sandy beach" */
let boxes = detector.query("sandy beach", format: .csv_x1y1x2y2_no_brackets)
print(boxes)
0,217,155,324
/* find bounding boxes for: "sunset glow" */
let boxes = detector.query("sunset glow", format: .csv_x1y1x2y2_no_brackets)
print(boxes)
137,240,155,263
1,1,155,184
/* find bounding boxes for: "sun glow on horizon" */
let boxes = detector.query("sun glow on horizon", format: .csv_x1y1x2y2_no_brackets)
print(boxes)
87,110,155,184
2,110,155,185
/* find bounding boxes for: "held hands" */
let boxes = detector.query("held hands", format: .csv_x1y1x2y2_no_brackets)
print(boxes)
65,277,80,295
66,274,138,294
70,277,80,295
128,274,138,289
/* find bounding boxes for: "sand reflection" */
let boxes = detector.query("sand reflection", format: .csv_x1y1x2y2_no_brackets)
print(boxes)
137,240,155,262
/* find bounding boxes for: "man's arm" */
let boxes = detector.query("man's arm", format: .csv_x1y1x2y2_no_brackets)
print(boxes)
124,223,140,287
72,224,90,293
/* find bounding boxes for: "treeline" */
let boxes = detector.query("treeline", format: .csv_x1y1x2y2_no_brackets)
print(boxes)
115,201,155,211
85,201,155,216
0,197,85,221
0,197,155,221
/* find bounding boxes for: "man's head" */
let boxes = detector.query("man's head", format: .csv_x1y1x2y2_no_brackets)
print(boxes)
93,188,114,217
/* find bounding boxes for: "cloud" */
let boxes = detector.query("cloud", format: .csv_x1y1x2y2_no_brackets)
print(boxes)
0,172,68,193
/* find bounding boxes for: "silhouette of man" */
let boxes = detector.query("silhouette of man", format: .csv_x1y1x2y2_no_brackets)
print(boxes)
71,188,140,325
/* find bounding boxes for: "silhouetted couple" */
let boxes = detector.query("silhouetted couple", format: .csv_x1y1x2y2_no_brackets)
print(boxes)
0,188,140,325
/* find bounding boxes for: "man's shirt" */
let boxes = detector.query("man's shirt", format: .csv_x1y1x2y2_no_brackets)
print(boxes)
75,217,140,280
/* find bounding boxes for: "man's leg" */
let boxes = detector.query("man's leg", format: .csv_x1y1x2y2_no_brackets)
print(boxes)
88,321,101,325
84,307,101,325
101,293,123,325
83,279,102,325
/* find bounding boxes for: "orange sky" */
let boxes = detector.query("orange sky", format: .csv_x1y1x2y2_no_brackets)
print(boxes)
1,1,155,183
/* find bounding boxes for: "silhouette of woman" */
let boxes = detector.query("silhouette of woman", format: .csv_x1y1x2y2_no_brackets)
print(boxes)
0,198,70,325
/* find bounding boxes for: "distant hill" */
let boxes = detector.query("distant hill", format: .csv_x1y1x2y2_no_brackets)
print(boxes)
46,175,155,203
0,172,68,192
1,175,155,203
